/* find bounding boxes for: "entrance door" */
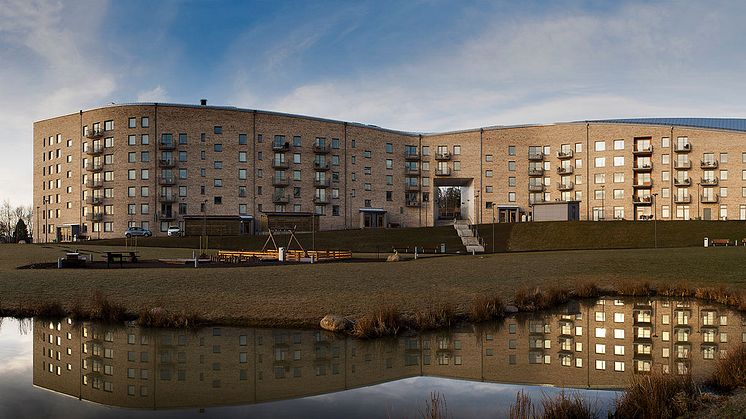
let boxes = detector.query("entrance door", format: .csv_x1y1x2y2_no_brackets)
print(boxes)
703,208,712,221
363,213,385,228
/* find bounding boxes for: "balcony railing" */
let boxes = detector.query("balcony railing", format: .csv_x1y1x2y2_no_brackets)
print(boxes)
701,194,719,203
272,194,289,204
674,195,692,204
557,181,574,191
701,160,719,169
674,143,692,153
633,145,654,155
85,129,104,139
85,163,103,172
313,196,330,205
85,179,103,189
158,141,176,150
674,160,692,169
528,168,544,176
406,200,421,207
674,177,691,187
405,183,420,191
528,184,545,192
85,213,103,222
633,181,653,189
528,151,545,161
633,196,652,205
435,168,451,176
700,177,719,186
557,150,573,159
272,142,289,151
313,162,330,171
159,212,176,221
404,167,420,175
435,152,451,161
271,160,289,169
313,144,330,154
84,145,103,156
159,159,176,168
85,196,104,206
160,194,177,203
159,176,176,186
633,163,653,172
272,177,289,186
404,151,420,160
314,178,331,188
556,166,573,175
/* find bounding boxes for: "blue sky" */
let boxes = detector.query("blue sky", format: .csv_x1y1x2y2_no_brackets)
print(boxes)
2,0,746,205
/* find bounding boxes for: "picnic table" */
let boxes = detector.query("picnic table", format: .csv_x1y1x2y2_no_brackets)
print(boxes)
106,251,140,268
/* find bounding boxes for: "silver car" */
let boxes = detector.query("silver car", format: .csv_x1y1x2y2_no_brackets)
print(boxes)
124,227,152,238
167,226,182,237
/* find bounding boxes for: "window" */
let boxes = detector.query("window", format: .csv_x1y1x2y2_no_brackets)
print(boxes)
595,157,606,167
508,192,516,202
613,139,624,150
239,152,247,163
575,142,583,152
485,170,493,177
104,120,114,131
214,126,222,134
613,156,624,166
141,134,149,145
385,143,393,153
662,137,670,148
508,161,516,171
508,145,516,156
293,136,301,147
239,134,247,145
453,145,461,155
595,141,606,152
214,144,222,152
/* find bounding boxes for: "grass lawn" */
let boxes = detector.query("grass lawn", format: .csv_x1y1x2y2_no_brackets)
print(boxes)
2,243,746,328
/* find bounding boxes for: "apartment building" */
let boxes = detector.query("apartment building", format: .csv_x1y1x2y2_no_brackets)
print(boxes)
33,102,746,241
33,298,745,409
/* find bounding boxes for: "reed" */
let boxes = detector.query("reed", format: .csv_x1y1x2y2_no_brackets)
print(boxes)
351,306,403,338
467,294,505,323
419,391,449,419
508,390,534,419
615,372,700,419
709,344,746,391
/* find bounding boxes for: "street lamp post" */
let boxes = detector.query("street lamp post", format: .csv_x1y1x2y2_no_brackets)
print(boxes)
201,199,208,256
601,185,605,221
652,193,658,248
44,197,48,243
696,182,701,220
490,203,495,254
35,206,39,244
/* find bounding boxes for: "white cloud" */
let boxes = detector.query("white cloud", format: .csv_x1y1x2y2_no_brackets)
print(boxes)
136,85,169,102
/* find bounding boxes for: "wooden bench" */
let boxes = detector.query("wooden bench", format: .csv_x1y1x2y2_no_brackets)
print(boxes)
711,239,732,246
106,251,140,268
392,246,410,253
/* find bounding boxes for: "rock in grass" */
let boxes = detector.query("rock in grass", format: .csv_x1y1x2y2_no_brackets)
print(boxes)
386,250,401,262
320,314,352,332
504,305,519,313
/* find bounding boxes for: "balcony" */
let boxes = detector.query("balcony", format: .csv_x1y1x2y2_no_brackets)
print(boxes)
313,196,329,205
85,163,103,173
675,143,692,153
674,177,691,187
435,168,451,176
314,178,331,188
160,194,177,203
633,163,653,172
674,195,692,204
556,166,573,175
633,145,654,155
700,177,718,186
272,177,289,186
85,196,104,206
404,167,420,175
85,129,104,139
633,181,653,189
557,181,574,191
528,168,544,177
633,196,652,205
158,141,176,150
701,160,719,169
159,176,176,186
272,194,289,204
272,142,289,151
271,160,289,169
406,200,421,207
84,145,103,156
405,183,420,191
528,151,545,161
528,184,545,192
435,152,451,161
557,150,573,159
529,197,545,204
159,159,176,168
313,162,330,171
313,144,330,154
404,151,420,161
85,179,103,189
674,160,692,170
159,212,176,221
701,194,719,204
85,213,103,222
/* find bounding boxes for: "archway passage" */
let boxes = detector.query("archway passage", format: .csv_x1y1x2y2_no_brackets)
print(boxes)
436,186,462,221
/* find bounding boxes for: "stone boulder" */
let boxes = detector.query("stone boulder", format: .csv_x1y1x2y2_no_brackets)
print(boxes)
320,314,352,332
386,250,400,262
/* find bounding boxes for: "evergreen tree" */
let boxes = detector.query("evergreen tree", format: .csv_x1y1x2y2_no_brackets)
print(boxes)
15,218,29,243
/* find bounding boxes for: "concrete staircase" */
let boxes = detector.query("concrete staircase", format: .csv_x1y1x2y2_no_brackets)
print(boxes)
453,220,485,253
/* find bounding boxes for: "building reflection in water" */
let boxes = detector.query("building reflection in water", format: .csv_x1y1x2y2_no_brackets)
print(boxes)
33,298,745,410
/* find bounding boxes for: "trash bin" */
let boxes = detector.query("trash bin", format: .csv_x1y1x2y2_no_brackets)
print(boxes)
704,237,709,248
278,247,286,262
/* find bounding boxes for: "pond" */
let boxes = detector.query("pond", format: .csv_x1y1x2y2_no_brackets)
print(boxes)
0,297,741,418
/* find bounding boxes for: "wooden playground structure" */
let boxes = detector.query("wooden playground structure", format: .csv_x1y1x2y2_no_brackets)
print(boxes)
212,228,352,263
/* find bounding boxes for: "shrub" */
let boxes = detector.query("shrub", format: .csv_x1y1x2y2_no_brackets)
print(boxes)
709,344,746,391
615,373,700,418
468,294,505,323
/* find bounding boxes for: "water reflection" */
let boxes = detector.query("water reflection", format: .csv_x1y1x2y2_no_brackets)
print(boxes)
32,298,744,410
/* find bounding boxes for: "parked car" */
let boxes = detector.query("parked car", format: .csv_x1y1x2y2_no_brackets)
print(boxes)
167,226,182,237
124,227,152,238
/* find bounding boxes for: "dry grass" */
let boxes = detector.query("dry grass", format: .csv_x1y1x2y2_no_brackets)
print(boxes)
467,294,505,322
709,344,746,391
513,287,570,312
351,306,403,338
508,390,597,419
508,391,535,419
615,373,701,419
419,391,449,419
411,302,457,330
136,307,204,328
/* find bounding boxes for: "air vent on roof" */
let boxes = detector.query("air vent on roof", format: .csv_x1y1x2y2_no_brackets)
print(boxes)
200,99,207,106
